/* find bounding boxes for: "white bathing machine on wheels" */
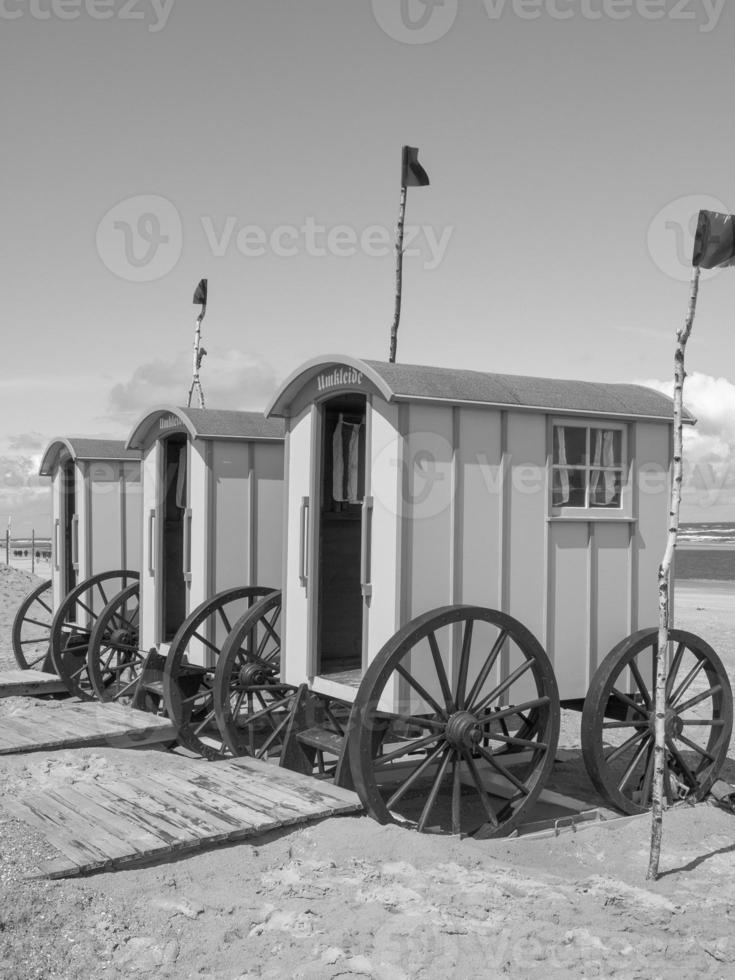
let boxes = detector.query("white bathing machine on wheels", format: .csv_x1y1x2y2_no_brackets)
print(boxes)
11,438,141,689
213,355,732,837
89,406,286,755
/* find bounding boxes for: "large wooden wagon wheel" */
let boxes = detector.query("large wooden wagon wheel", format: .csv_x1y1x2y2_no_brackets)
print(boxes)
349,606,560,838
12,579,54,671
163,586,276,760
582,628,733,815
213,591,297,760
86,583,143,702
50,571,140,700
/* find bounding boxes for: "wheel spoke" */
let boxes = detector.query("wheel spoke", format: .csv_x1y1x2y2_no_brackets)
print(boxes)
218,606,233,634
455,619,474,710
484,732,548,751
473,658,533,714
427,631,455,712
192,630,221,656
24,617,53,630
417,748,453,833
475,744,532,796
193,707,216,736
628,658,651,709
395,664,448,719
665,738,699,791
462,748,500,827
480,696,550,724
670,660,705,707
451,755,462,835
605,728,648,766
676,732,716,762
374,732,444,769
681,717,724,727
255,711,291,759
674,685,722,715
639,741,655,805
617,734,653,792
609,687,648,718
385,742,447,810
465,630,507,711
664,642,686,698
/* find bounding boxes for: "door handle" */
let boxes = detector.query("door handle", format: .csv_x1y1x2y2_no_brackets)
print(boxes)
299,497,309,589
360,496,374,599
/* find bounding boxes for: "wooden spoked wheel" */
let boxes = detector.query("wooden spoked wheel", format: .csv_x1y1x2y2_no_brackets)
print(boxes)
87,583,143,702
349,606,560,838
582,628,733,815
213,591,296,759
12,579,54,671
50,570,140,700
163,586,276,760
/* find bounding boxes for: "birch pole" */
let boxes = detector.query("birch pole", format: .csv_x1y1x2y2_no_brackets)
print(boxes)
388,184,408,364
188,279,208,409
647,263,701,881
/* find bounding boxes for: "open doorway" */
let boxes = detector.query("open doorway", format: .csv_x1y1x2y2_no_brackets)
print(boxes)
316,394,366,676
62,459,77,596
162,435,187,641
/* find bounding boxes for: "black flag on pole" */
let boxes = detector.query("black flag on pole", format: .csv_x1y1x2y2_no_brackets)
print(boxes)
692,210,735,269
401,146,430,188
193,278,208,305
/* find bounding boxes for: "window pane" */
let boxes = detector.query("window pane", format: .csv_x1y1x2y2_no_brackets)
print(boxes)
553,468,586,507
590,429,622,468
554,426,586,467
590,470,622,507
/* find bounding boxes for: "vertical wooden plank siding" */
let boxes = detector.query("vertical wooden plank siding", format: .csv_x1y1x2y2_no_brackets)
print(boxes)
281,405,314,687
79,461,91,580
51,467,63,608
368,400,403,663
499,411,510,613
188,441,208,617
212,440,251,593
506,413,546,641
88,461,122,574
253,442,284,590
594,523,631,680
124,463,142,573
549,522,589,697
140,441,159,651
458,407,502,608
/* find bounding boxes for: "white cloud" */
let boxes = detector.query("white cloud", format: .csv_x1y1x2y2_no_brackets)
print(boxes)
108,349,279,419
643,373,735,515
0,455,51,536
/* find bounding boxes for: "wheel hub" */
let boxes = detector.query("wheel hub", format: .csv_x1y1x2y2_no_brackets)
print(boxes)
238,662,270,687
646,708,684,739
109,628,133,647
445,710,483,750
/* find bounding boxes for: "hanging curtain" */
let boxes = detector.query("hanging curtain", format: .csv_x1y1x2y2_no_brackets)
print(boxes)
175,446,187,509
332,419,363,504
557,427,570,504
332,419,345,502
590,430,617,504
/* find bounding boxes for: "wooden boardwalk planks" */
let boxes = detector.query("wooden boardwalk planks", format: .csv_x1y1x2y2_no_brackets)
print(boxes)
0,701,175,754
0,669,68,698
4,756,363,877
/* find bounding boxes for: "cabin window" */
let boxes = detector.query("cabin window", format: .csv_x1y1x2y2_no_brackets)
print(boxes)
552,424,625,511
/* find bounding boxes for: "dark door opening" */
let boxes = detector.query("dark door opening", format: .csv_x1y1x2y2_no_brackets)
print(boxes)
162,436,187,641
317,395,366,675
62,460,77,596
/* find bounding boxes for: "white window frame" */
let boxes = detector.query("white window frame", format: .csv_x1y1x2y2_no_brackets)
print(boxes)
549,419,629,518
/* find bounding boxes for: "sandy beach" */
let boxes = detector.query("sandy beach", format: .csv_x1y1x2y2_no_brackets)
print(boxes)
0,567,734,979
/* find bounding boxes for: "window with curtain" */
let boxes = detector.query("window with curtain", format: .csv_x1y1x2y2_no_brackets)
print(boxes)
552,424,624,510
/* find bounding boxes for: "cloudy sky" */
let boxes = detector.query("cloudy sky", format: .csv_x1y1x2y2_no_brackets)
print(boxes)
2,1,734,533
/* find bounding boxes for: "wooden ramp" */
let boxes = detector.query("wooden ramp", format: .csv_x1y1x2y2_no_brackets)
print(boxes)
4,757,363,877
0,700,175,754
0,669,68,699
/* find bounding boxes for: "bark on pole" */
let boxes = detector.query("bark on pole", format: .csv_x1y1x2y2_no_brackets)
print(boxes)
647,263,701,881
388,185,408,364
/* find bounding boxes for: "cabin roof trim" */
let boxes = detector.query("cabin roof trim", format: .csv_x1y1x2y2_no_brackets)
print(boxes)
125,405,285,450
266,355,692,424
39,438,140,476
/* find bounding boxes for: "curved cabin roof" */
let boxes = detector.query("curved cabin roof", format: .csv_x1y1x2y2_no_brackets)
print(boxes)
40,438,139,476
267,355,691,424
126,406,284,450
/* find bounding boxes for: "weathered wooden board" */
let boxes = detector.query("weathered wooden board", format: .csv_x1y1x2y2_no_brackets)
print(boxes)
0,700,175,754
0,669,68,699
4,756,363,877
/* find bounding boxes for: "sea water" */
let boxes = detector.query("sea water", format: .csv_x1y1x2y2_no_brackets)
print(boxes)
677,523,735,582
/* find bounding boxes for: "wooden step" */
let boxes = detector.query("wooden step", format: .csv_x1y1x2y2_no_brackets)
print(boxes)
296,727,345,755
141,679,164,695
